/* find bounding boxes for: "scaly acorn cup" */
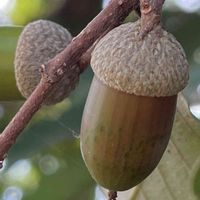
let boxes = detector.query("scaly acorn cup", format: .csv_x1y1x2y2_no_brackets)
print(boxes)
80,20,189,191
14,20,80,105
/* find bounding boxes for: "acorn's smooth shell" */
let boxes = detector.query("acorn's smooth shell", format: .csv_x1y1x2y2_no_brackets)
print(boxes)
80,76,177,191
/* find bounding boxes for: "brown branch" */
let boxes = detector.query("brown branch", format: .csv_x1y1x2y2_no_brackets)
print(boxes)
140,0,165,37
0,0,166,168
0,0,140,164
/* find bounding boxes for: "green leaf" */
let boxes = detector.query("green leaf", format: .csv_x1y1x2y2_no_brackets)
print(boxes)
0,26,24,101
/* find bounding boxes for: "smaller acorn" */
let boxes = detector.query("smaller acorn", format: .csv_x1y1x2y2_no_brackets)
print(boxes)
14,20,80,105
80,20,189,191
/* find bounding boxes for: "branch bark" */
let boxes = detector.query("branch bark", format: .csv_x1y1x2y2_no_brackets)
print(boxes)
0,0,165,169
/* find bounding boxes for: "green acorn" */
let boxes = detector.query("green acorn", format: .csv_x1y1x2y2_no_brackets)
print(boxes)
80,20,189,191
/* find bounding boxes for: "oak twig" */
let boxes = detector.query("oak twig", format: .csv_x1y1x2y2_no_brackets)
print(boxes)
0,0,140,164
140,0,165,37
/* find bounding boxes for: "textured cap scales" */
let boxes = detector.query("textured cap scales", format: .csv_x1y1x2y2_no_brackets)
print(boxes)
91,20,189,97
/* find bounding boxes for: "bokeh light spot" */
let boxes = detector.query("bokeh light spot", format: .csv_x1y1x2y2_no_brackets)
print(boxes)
7,159,32,181
2,186,23,200
175,0,200,13
95,186,106,200
39,155,60,175
102,0,110,9
193,47,200,64
190,104,200,120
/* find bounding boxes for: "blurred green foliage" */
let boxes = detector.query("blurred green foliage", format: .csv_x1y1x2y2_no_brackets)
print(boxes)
11,0,66,25
194,167,200,198
0,26,23,100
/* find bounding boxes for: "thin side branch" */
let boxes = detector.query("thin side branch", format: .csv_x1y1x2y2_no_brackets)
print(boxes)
0,0,140,163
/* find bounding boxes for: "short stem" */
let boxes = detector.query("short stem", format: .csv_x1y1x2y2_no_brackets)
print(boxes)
108,190,118,200
140,0,165,37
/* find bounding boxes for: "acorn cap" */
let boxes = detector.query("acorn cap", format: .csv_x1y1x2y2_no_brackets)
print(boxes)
15,20,80,105
91,20,189,97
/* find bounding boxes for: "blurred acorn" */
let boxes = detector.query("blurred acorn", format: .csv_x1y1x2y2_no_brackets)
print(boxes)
14,20,80,105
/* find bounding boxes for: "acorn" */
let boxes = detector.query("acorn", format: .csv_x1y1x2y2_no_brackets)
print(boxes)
14,20,80,105
80,20,189,191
